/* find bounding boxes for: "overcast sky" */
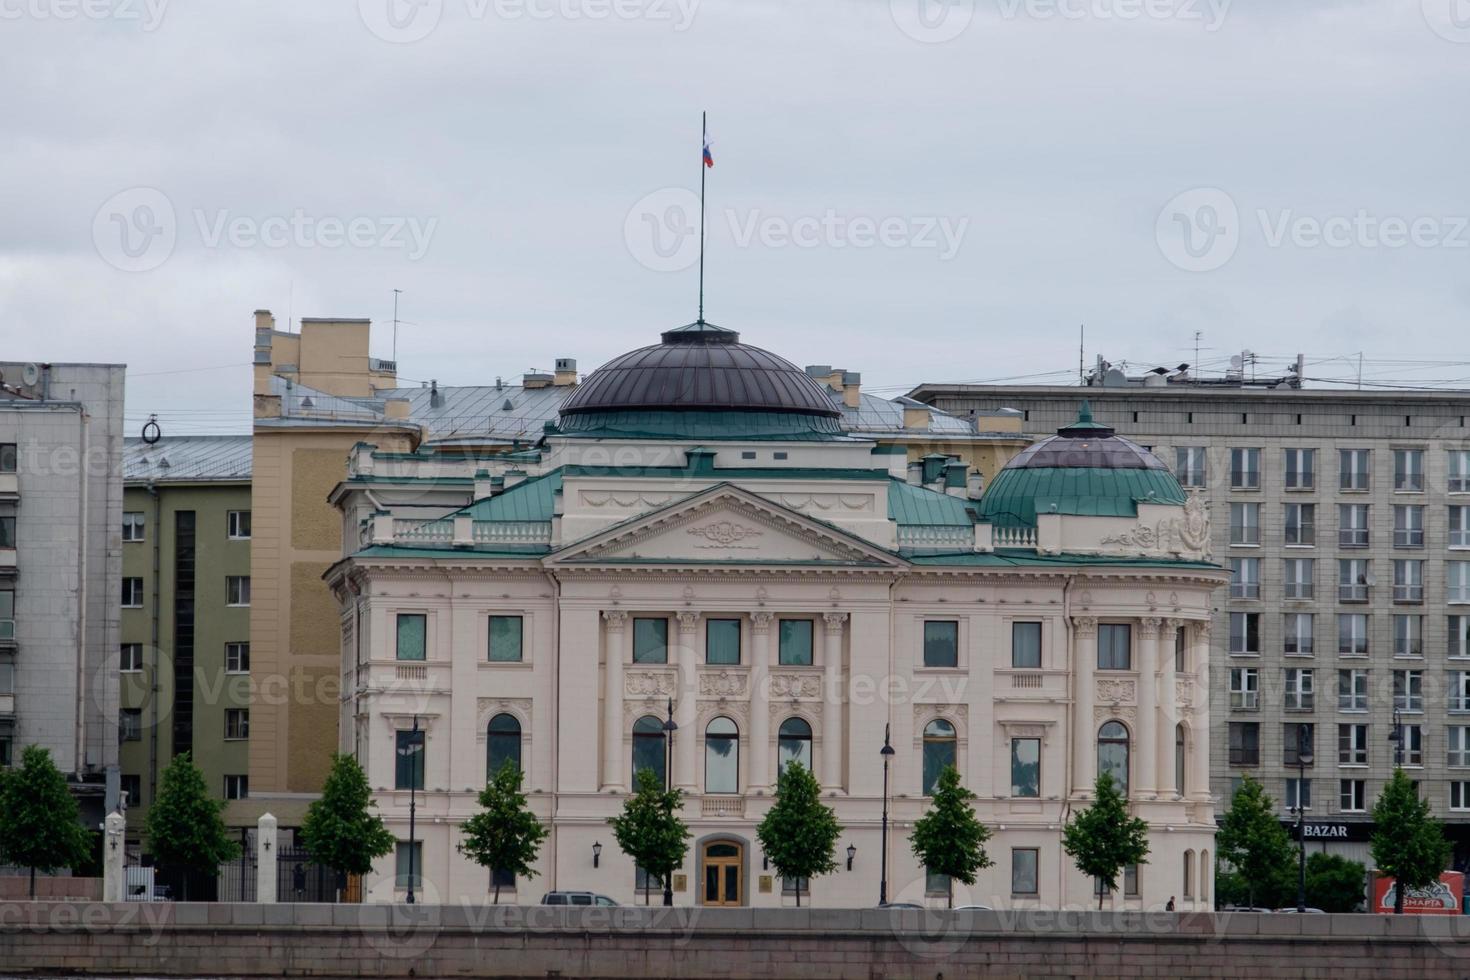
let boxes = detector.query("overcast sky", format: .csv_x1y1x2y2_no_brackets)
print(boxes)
4,0,1469,434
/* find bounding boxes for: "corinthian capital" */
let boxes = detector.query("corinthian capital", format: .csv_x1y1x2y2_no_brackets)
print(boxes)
1072,616,1098,637
751,611,775,633
676,611,701,633
602,610,628,631
822,611,849,632
1139,617,1163,638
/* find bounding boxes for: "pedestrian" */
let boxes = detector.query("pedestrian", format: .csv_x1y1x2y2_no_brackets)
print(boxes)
1165,896,1176,911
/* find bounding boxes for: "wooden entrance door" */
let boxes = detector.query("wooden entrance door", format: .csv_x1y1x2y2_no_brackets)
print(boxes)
702,841,742,906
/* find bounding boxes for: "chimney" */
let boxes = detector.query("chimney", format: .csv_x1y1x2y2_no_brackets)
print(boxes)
503,469,528,489
921,453,949,488
553,358,578,386
254,309,276,332
840,371,861,409
523,372,553,390
429,380,444,409
944,460,968,498
967,472,984,500
903,401,932,431
384,398,411,420
906,460,923,486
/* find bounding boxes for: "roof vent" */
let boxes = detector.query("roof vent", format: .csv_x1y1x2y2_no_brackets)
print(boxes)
429,380,444,408
502,399,515,412
300,396,314,410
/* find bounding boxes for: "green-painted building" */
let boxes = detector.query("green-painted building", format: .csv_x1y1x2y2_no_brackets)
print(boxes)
119,435,252,850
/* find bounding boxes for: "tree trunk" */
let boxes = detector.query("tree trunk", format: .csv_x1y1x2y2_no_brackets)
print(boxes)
1395,881,1404,915
493,882,501,905
947,879,953,909
28,866,35,899
1097,890,1103,911
795,884,801,908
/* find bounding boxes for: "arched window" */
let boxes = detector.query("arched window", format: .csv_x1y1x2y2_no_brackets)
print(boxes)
778,718,813,775
1183,849,1194,899
705,717,739,794
1175,724,1187,796
922,719,957,795
1097,721,1130,793
632,715,666,787
487,713,521,779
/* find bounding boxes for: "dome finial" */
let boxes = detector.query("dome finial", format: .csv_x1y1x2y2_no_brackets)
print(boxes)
1078,400,1094,425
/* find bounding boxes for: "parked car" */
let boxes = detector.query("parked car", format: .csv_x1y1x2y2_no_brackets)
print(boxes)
954,905,993,911
1273,907,1326,913
1221,906,1274,913
876,902,924,909
541,891,618,906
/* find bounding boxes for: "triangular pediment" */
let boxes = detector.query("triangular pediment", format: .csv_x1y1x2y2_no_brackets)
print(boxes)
549,483,907,567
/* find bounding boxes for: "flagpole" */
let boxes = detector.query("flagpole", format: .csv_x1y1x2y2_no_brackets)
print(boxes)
698,110,707,325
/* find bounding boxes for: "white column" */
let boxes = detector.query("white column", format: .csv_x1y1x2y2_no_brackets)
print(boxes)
675,612,700,791
821,612,847,793
1190,621,1212,801
256,813,278,904
102,810,126,902
601,611,628,792
1136,617,1161,797
749,611,774,793
1158,618,1185,796
1072,616,1097,795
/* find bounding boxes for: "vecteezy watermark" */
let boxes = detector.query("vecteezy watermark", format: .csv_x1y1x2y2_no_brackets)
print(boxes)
357,0,699,43
93,188,439,271
889,0,976,43
1421,0,1470,43
0,0,169,30
1157,187,1470,273
995,0,1230,30
623,187,970,272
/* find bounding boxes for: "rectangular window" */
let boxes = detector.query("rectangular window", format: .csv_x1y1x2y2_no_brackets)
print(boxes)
224,708,250,741
1394,449,1425,492
1284,503,1316,546
778,619,814,666
1286,777,1312,811
1340,449,1371,491
395,842,423,890
226,576,251,607
1451,506,1470,548
489,615,524,662
1394,505,1425,548
0,588,15,640
1395,670,1424,712
1340,779,1366,812
1451,727,1470,768
1284,723,1315,766
120,643,142,673
1229,613,1260,656
1011,621,1042,669
119,708,142,741
1453,616,1470,659
120,774,141,808
122,577,144,608
122,512,145,542
1230,448,1261,489
1402,725,1424,766
1010,738,1040,797
1228,722,1260,766
227,510,252,540
1011,849,1039,896
1284,668,1314,710
1229,502,1260,545
1393,560,1425,604
706,618,742,666
1097,623,1131,670
1283,559,1314,600
1338,559,1370,603
0,444,14,473
1450,563,1470,604
396,613,427,662
1230,558,1260,599
633,618,668,664
1338,723,1369,765
395,730,425,789
1284,448,1316,490
1229,667,1259,710
225,641,250,673
1338,614,1369,656
1452,782,1470,811
1175,447,1206,488
1451,671,1470,712
0,515,13,550
1452,450,1470,493
923,620,959,668
1338,670,1369,712
223,775,248,800
1394,615,1424,658
1338,504,1370,547
0,654,13,696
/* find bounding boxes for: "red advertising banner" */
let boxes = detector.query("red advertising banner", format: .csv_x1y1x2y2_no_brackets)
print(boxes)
1371,870,1464,915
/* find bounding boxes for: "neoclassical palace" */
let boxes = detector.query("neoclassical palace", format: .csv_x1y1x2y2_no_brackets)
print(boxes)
325,322,1226,909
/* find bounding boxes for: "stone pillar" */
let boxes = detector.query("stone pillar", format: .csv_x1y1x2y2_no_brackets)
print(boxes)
749,612,774,793
821,612,847,792
601,611,628,792
1189,622,1212,801
257,813,278,904
102,810,125,902
1158,618,1185,797
675,611,700,791
1136,617,1161,797
1072,617,1097,795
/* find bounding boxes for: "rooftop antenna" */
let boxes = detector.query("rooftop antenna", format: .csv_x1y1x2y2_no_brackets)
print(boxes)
698,111,713,324
1193,330,1202,372
1078,324,1085,385
392,288,403,365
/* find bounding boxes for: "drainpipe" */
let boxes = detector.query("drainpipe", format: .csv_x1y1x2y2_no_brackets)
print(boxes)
73,408,89,778
547,569,562,893
1060,577,1076,906
148,482,161,804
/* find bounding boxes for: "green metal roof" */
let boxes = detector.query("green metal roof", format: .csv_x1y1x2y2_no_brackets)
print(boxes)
977,466,1186,529
351,544,549,559
886,479,976,527
454,470,563,523
558,409,848,441
908,551,1220,569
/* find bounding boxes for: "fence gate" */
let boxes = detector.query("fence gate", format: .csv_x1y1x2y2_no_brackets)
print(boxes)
216,828,257,903
276,845,353,903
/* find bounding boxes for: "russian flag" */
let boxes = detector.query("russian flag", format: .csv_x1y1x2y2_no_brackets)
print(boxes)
702,135,714,169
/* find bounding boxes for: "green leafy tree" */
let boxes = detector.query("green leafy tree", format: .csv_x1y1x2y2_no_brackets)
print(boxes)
608,768,692,905
756,762,841,907
146,752,238,900
1216,775,1294,909
459,760,549,903
1305,852,1367,913
1371,768,1451,914
302,753,395,892
909,766,993,908
1062,773,1149,909
0,746,91,897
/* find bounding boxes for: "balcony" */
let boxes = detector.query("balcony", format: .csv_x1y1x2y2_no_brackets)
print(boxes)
1450,696,1470,714
701,797,744,818
1230,583,1260,600
898,525,978,552
1394,585,1425,604
1339,584,1370,603
1394,530,1425,549
1339,529,1369,548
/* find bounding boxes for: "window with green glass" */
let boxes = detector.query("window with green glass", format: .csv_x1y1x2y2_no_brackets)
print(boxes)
706,619,741,665
778,619,814,666
633,618,668,664
1012,621,1042,669
1011,737,1040,797
396,614,426,662
489,615,523,662
923,621,959,668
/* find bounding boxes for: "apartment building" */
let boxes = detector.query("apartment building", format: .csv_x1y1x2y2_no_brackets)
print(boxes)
911,373,1470,864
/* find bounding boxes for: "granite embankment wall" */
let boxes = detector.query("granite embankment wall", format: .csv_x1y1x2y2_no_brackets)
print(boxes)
3,902,1470,979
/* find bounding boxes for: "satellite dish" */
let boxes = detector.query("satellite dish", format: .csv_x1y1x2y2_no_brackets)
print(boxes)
1104,369,1127,388
20,363,40,387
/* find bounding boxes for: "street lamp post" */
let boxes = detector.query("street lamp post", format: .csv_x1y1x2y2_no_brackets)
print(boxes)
406,714,422,905
662,696,678,908
1389,706,1405,767
879,723,895,906
1293,723,1314,913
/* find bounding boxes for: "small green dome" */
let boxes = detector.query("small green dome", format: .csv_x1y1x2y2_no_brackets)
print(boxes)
977,402,1186,529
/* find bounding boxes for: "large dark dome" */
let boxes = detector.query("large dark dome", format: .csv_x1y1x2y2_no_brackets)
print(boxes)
559,321,842,421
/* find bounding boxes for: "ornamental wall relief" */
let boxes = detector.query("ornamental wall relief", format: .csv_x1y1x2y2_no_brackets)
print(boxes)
625,671,678,697
699,670,748,698
1097,491,1212,561
1095,678,1136,704
687,521,764,547
768,673,822,699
